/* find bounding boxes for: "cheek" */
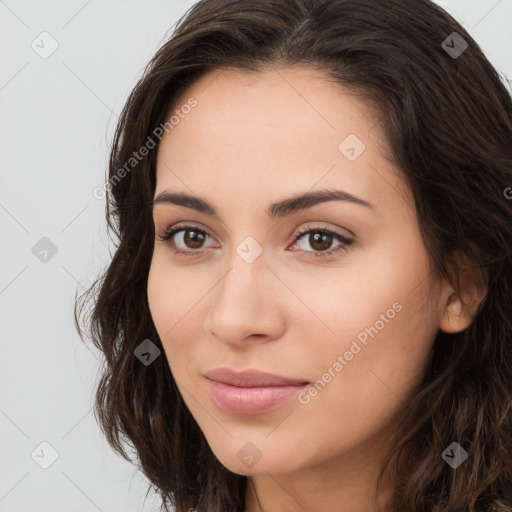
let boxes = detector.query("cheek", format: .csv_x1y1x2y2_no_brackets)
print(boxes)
320,285,437,422
147,251,199,332
294,246,437,404
147,255,209,372
147,258,174,334
281,253,403,348
147,257,188,353
294,298,437,460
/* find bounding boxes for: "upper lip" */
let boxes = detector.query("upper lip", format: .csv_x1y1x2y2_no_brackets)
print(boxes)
204,367,309,387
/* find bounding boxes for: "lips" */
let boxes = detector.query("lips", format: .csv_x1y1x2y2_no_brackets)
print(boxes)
204,367,310,415
204,367,309,387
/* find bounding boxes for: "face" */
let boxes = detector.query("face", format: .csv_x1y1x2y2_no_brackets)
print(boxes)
147,66,452,480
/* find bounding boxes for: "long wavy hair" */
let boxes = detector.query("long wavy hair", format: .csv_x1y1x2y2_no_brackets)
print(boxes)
74,0,512,510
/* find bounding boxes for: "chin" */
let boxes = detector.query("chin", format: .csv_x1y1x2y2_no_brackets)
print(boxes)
208,440,294,477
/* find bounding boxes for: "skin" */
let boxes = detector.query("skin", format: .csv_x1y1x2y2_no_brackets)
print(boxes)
147,66,485,512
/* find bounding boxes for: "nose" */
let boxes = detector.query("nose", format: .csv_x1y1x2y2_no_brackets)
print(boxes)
204,255,286,348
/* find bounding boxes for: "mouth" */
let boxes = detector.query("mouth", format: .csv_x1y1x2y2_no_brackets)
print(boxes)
204,367,310,415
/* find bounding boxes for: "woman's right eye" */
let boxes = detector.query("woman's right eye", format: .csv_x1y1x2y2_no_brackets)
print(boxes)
158,225,218,256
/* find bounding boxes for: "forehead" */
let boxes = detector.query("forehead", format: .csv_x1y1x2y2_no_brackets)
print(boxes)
154,66,409,214
164,65,379,146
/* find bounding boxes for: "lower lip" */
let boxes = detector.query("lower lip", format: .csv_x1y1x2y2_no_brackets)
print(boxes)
205,378,309,415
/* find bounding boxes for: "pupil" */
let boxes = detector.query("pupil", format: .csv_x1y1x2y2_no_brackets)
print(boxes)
311,232,331,251
185,230,204,249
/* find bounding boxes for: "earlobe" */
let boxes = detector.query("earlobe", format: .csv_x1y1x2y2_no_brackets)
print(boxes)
439,266,488,334
439,291,473,333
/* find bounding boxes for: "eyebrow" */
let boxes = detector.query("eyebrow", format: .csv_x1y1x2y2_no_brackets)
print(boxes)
152,188,376,218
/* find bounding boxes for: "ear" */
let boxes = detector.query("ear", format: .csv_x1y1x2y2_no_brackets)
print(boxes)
439,262,488,334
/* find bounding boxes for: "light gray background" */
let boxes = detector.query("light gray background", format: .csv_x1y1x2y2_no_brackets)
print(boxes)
1,1,511,511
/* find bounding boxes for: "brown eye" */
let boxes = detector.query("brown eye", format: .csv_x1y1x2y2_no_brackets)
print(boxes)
180,229,207,249
307,232,334,251
292,226,354,258
158,225,216,255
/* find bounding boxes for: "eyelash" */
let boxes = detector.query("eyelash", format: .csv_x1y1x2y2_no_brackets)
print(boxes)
157,223,354,259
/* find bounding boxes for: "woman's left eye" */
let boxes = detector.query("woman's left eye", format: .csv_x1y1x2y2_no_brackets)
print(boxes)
157,224,354,259
291,226,354,258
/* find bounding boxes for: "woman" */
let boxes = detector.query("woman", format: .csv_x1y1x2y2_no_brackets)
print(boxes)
75,0,512,510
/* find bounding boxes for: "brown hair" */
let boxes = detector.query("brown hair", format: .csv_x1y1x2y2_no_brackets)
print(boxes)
75,0,512,510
